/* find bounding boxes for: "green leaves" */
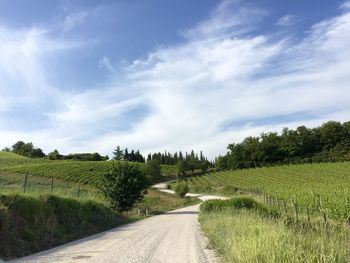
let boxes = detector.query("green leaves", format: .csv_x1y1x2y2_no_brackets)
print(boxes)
100,162,149,212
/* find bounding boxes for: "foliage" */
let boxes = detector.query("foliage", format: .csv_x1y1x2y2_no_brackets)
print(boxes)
12,141,45,158
144,159,162,183
100,162,149,212
112,146,145,163
216,121,350,170
113,146,124,160
147,150,210,166
174,181,189,198
186,162,350,220
0,193,125,260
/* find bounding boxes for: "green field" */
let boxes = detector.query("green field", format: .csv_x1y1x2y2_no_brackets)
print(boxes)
185,162,350,220
0,151,178,188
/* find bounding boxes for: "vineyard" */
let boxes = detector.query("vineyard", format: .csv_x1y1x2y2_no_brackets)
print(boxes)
186,162,350,220
0,152,178,189
160,164,178,176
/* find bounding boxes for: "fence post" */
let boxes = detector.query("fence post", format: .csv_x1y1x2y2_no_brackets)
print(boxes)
50,177,54,193
65,182,69,195
323,212,328,228
77,183,80,198
23,172,28,193
294,203,299,223
283,200,287,214
307,208,311,222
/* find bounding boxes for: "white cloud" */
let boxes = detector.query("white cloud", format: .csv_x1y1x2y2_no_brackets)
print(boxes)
1,1,350,159
340,1,350,10
275,15,295,26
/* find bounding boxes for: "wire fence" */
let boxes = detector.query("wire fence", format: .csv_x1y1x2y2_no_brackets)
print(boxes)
0,172,98,199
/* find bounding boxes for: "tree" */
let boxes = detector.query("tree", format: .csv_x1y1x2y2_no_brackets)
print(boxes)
47,149,63,160
100,162,149,212
144,159,161,183
2,147,10,152
177,160,187,177
12,141,45,158
113,146,124,160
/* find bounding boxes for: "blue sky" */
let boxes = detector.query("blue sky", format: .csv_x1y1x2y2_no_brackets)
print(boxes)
0,0,350,158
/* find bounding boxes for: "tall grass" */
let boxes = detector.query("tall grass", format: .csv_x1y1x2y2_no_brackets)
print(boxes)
200,199,349,263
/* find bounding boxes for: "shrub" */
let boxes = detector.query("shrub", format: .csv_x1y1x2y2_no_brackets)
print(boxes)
201,197,280,218
100,161,149,212
174,182,189,198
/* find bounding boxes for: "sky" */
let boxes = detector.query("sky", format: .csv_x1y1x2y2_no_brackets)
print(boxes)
0,0,350,159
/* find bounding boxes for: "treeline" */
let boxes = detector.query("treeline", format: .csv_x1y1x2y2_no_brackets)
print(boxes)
146,150,209,165
47,150,109,161
216,121,350,170
113,146,213,174
113,146,145,163
3,141,109,161
176,150,213,176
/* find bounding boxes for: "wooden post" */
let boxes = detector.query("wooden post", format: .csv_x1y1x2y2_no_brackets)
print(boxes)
146,208,149,216
77,183,80,198
323,212,328,228
294,203,299,222
50,177,54,193
307,208,311,222
283,200,287,214
23,172,28,193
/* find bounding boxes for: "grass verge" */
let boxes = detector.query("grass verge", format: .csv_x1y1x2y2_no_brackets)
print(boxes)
199,197,349,263
0,193,127,260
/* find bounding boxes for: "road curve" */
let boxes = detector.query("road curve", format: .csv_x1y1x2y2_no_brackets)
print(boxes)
11,200,225,263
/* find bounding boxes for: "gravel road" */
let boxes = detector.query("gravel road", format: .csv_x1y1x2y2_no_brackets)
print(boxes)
11,187,226,263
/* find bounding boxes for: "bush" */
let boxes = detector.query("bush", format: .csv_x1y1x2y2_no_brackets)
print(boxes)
100,161,149,212
174,182,189,198
201,197,280,218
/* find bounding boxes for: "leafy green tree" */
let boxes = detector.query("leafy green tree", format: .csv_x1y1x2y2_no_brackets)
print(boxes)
113,146,124,160
100,162,149,212
47,149,63,160
12,141,45,158
144,159,161,183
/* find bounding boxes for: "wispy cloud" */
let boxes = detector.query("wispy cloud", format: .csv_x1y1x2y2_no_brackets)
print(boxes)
275,14,295,26
98,56,117,74
1,1,350,158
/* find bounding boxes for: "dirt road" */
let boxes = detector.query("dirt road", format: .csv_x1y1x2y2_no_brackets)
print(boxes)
11,186,226,263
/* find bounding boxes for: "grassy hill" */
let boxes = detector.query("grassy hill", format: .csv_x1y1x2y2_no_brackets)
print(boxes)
184,162,350,220
0,151,178,187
